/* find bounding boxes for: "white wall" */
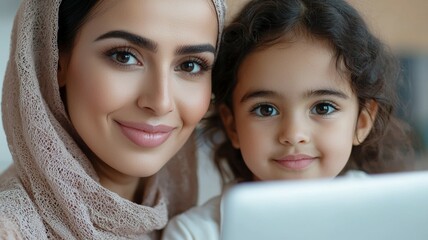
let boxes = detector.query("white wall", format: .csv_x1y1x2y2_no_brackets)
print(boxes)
0,1,20,173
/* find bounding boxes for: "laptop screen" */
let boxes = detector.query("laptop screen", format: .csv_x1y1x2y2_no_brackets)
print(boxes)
221,171,428,240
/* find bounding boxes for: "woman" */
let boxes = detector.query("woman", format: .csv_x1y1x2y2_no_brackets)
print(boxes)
0,0,225,239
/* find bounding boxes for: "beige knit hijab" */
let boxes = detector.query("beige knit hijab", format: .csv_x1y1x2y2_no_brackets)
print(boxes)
0,0,225,239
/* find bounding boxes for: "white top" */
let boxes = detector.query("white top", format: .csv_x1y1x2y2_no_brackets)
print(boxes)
161,170,368,240
162,195,222,240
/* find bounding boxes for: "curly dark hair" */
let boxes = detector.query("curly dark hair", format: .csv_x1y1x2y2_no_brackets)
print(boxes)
203,0,414,183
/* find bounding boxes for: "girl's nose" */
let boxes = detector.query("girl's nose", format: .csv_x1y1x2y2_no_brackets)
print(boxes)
278,115,310,145
137,68,173,116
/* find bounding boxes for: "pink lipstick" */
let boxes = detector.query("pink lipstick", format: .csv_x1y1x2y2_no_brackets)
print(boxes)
117,121,174,148
275,154,316,170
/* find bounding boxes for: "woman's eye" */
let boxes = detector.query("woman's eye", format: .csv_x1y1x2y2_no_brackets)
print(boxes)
251,104,279,117
311,102,337,115
109,51,140,66
176,57,211,75
178,61,202,74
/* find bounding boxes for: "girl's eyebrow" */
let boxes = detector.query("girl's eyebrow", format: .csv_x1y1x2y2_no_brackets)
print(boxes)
95,30,215,55
240,90,276,103
240,88,349,103
306,89,349,99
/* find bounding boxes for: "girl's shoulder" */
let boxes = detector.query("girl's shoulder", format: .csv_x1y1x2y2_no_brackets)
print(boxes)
162,195,222,240
342,169,369,178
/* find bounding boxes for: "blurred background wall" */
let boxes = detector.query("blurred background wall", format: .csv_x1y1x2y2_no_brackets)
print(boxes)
0,0,20,172
347,0,428,53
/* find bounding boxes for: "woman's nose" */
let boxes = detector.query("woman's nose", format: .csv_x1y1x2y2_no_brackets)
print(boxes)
278,115,310,145
137,68,173,116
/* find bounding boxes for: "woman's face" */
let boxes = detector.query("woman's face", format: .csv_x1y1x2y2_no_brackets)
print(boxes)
58,0,218,177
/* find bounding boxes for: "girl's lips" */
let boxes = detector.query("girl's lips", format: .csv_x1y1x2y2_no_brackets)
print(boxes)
274,154,316,170
116,121,175,148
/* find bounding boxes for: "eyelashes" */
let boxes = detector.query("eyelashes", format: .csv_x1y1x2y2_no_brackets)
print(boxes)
248,101,340,118
104,47,142,68
310,101,339,115
175,57,212,76
101,45,213,75
250,103,279,117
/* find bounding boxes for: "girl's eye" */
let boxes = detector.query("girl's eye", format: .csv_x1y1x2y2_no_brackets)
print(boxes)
106,49,141,66
311,102,338,115
251,104,279,117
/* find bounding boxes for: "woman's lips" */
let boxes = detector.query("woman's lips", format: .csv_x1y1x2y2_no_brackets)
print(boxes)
116,121,174,148
274,154,316,170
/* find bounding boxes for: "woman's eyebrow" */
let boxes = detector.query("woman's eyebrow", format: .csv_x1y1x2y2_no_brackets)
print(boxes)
176,44,216,55
95,30,215,56
95,30,158,52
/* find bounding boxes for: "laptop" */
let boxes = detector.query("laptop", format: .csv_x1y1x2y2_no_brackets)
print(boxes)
221,171,428,240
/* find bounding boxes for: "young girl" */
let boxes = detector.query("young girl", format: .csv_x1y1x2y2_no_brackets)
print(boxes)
0,0,225,239
162,0,414,239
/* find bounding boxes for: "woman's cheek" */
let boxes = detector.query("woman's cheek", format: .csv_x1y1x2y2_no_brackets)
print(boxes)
177,80,211,124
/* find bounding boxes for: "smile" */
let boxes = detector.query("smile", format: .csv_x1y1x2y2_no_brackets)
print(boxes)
116,121,175,148
274,154,316,170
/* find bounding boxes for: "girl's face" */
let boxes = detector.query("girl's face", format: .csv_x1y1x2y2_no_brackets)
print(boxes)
58,0,218,177
221,36,376,181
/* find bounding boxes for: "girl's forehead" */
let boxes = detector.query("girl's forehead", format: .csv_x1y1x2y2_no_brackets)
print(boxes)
241,35,336,73
248,33,349,80
235,35,354,97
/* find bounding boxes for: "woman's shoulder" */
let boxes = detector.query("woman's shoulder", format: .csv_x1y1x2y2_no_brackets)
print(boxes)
0,217,23,240
0,166,46,238
0,165,28,201
162,195,222,240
